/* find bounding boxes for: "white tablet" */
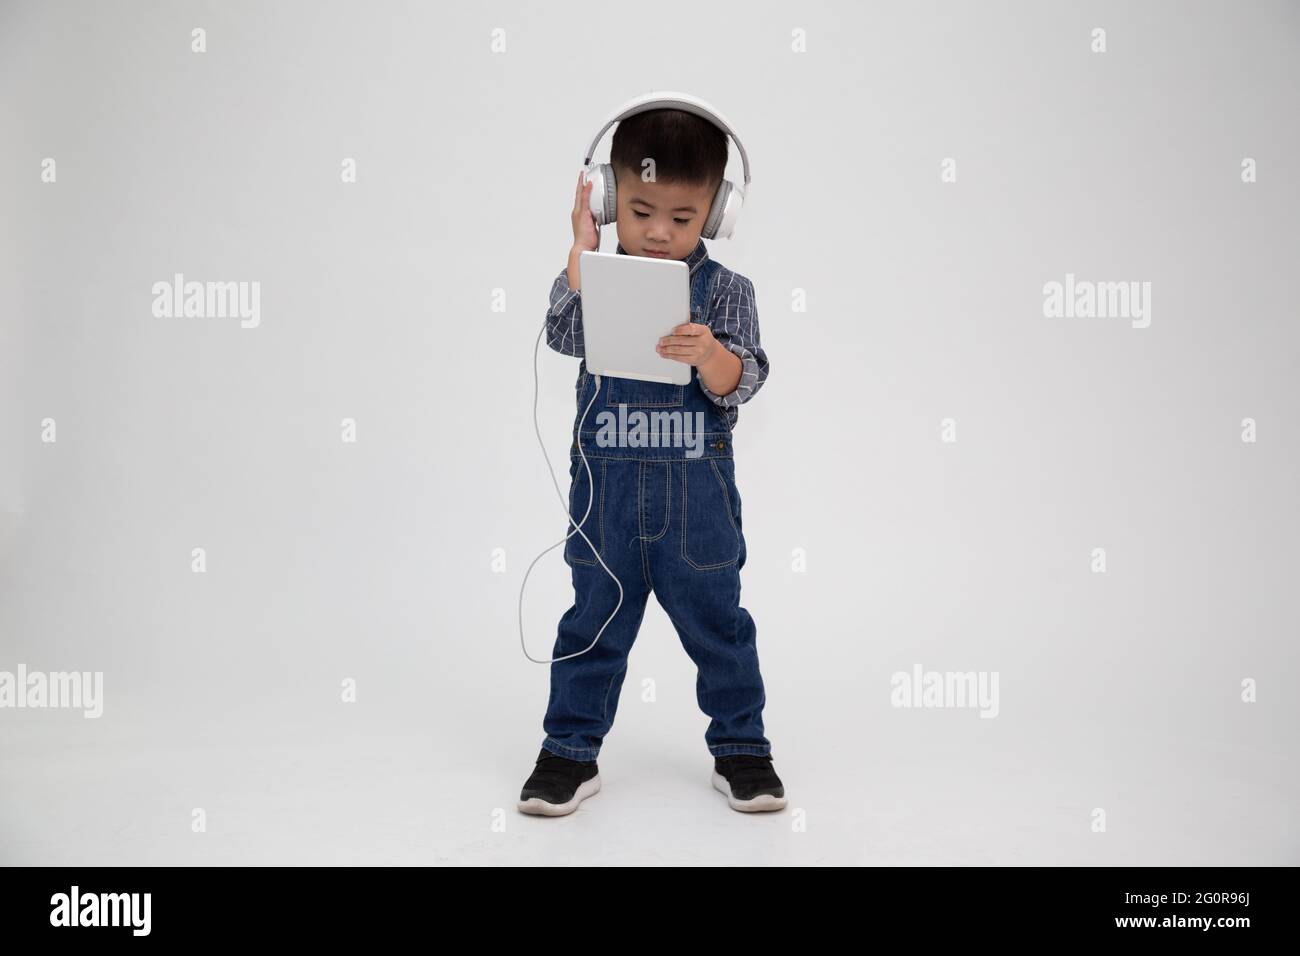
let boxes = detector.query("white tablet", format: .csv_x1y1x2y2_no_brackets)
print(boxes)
579,250,692,386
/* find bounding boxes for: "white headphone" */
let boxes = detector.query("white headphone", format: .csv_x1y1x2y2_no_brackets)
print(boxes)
581,90,752,240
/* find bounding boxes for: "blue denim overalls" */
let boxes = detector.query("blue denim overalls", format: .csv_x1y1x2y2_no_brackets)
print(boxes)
541,257,773,761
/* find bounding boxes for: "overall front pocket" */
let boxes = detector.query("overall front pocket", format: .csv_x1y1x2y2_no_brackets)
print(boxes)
606,376,684,408
564,455,603,566
680,457,741,570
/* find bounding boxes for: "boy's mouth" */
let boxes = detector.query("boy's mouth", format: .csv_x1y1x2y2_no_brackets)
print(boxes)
643,249,671,258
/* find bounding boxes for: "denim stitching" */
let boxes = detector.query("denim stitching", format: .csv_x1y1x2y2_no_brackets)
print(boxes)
710,457,742,539
642,535,654,591
567,451,734,464
636,460,644,543
601,672,617,724
638,461,654,592
572,434,734,443
645,461,670,542
599,458,607,560
709,745,771,756
545,737,600,760
606,382,684,408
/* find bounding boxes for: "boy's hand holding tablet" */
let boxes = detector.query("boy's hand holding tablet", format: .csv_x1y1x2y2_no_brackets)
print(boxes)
656,321,719,367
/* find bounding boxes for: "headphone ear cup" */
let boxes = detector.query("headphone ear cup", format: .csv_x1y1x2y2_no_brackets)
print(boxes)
584,164,613,226
719,182,745,239
598,162,617,226
701,179,734,240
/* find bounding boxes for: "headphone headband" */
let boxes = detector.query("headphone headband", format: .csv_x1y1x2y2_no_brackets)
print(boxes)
581,90,751,189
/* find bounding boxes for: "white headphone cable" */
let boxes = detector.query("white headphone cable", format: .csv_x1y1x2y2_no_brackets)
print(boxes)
518,323,624,663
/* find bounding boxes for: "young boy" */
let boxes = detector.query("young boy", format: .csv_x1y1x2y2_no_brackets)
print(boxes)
518,107,783,816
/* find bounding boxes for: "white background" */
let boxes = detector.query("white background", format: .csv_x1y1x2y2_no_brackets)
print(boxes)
1,0,1296,864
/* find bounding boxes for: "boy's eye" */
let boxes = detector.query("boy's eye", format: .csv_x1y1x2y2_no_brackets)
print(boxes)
631,211,692,225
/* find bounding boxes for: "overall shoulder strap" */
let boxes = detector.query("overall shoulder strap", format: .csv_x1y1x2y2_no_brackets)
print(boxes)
692,258,723,322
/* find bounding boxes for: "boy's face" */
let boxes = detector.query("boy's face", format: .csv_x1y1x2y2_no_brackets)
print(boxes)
613,167,717,261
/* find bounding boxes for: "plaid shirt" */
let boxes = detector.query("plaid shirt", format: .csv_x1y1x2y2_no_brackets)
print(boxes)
544,238,769,428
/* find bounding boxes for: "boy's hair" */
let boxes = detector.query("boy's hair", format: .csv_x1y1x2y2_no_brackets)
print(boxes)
610,108,728,193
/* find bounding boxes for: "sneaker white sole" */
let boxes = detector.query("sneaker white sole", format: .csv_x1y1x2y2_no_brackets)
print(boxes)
711,771,788,812
517,774,601,816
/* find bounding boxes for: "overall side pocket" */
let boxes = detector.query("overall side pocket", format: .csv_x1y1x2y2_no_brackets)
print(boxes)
680,457,741,571
564,454,603,567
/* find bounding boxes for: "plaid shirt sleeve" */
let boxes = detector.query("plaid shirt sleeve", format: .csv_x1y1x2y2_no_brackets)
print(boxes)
545,268,585,357
697,272,769,408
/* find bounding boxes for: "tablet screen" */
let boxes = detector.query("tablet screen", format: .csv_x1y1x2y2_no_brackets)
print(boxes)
579,251,692,386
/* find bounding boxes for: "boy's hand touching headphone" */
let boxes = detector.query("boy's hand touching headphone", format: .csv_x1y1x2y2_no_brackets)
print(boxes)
571,170,600,253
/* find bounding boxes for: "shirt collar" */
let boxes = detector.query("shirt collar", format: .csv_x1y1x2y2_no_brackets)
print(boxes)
615,238,710,279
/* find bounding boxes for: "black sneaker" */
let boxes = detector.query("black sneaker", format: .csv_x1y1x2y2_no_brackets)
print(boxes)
712,753,787,812
517,747,601,816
